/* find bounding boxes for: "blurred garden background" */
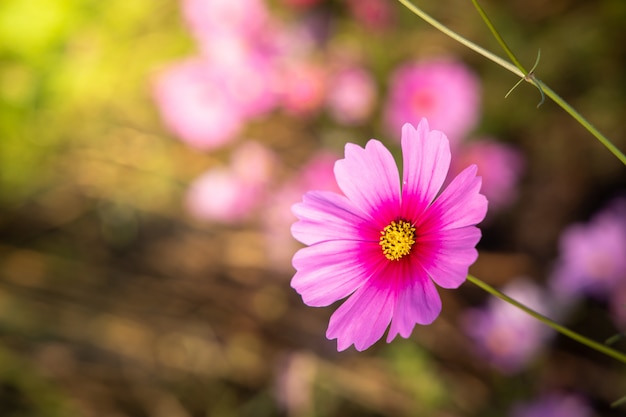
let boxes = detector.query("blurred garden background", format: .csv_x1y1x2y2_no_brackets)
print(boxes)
1,0,626,415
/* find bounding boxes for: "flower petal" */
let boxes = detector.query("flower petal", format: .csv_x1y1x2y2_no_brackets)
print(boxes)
400,120,451,220
386,263,442,342
427,164,488,231
291,239,378,307
326,279,395,351
291,191,374,246
334,140,401,227
417,226,482,288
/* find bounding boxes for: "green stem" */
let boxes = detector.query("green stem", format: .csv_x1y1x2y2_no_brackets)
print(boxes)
470,0,527,74
539,81,626,165
467,275,626,365
395,0,626,166
395,0,523,77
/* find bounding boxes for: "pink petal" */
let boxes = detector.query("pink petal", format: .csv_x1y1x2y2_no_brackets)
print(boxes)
386,262,442,342
291,191,374,246
326,279,395,351
417,226,481,288
334,140,401,227
291,240,378,307
400,120,451,220
428,164,488,230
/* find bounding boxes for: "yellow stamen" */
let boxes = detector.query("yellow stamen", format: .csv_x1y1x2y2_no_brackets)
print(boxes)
379,220,416,261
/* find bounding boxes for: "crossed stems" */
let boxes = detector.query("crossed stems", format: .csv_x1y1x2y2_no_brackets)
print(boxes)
395,0,626,367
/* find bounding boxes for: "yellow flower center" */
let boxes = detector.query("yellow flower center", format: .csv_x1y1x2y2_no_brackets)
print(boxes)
379,220,416,261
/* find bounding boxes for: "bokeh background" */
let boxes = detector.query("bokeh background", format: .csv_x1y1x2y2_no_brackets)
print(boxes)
1,0,626,416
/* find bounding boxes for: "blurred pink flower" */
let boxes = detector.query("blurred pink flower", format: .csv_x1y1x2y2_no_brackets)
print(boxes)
182,0,269,45
186,168,260,223
230,141,276,185
451,139,525,211
185,141,276,223
463,278,554,374
384,58,481,146
153,58,243,150
291,119,487,351
326,66,377,125
279,60,328,116
153,41,281,149
345,0,395,31
510,393,592,417
269,21,318,61
203,34,280,119
550,198,626,298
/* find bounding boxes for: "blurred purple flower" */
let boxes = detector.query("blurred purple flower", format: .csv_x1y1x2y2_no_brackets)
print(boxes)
463,278,554,374
185,141,276,223
384,58,481,146
451,138,525,211
510,393,592,417
326,66,377,125
550,198,626,299
152,58,244,150
291,119,487,351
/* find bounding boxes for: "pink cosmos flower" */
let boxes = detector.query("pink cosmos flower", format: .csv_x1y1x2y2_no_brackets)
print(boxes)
291,119,488,351
384,58,481,146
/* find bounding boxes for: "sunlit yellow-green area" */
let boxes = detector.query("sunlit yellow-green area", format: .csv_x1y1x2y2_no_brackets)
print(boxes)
1,0,625,416
0,0,195,208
